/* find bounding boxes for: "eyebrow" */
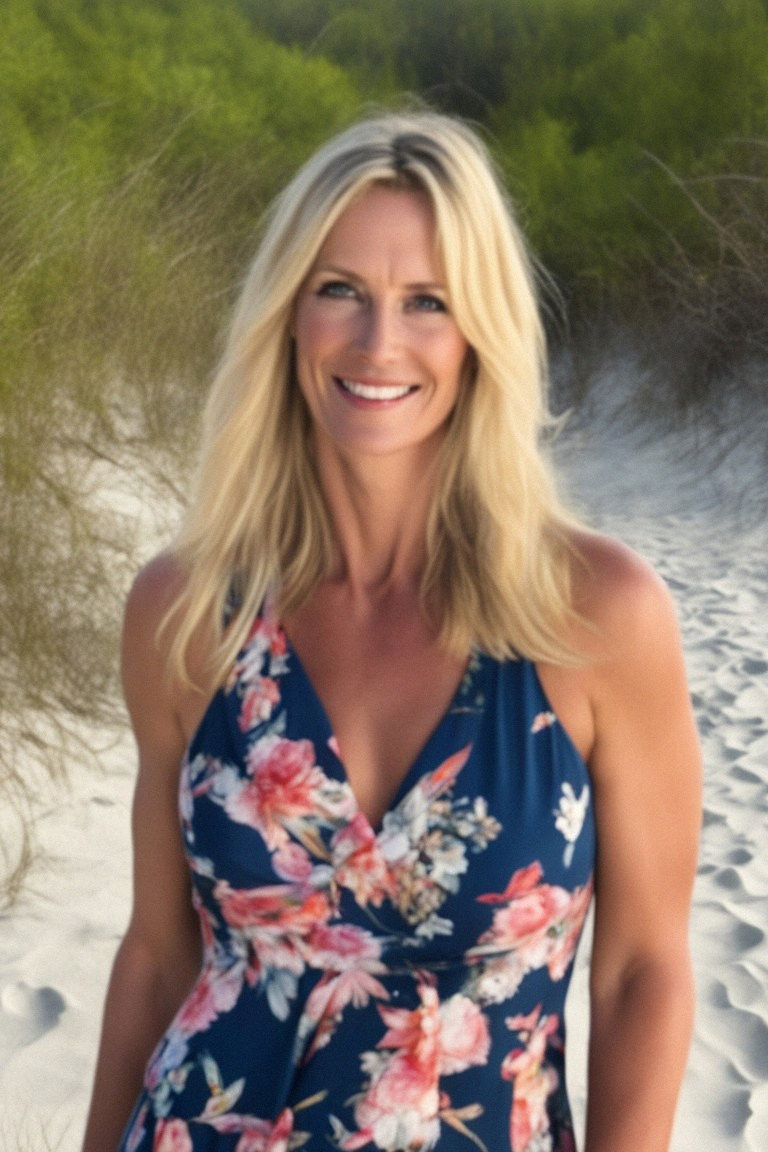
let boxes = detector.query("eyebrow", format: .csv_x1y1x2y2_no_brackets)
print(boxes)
314,263,447,292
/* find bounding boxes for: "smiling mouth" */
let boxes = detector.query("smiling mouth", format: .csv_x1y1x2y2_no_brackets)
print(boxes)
336,377,416,401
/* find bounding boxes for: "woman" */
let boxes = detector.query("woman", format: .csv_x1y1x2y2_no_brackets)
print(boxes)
83,111,701,1152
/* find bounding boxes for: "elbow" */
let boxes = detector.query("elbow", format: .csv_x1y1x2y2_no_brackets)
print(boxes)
591,947,696,1046
111,927,201,1030
585,952,695,1150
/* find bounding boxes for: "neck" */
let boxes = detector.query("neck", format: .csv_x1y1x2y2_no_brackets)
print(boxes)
313,437,441,601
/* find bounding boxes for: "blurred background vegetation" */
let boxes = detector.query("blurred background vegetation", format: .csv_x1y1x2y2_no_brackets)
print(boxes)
2,0,768,895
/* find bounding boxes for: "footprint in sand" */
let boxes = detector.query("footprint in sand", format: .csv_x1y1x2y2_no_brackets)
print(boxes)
722,963,765,1012
0,981,66,1047
706,980,768,1080
714,1089,753,1140
744,1081,768,1151
731,920,765,953
729,765,764,787
713,866,743,892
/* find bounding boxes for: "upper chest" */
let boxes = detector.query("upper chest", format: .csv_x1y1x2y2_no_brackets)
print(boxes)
184,615,596,958
283,592,469,827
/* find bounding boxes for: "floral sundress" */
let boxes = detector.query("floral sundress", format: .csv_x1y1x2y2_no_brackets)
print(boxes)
119,602,595,1152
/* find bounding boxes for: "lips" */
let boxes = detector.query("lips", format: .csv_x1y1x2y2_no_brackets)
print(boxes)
336,377,415,401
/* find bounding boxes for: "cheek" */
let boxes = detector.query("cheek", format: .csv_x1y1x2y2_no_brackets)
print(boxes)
293,312,329,390
293,310,321,360
295,308,351,382
436,333,471,389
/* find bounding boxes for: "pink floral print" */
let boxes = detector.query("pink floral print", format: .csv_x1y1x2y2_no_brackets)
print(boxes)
231,735,353,850
467,863,593,1003
122,615,594,1152
154,1118,193,1152
335,976,491,1151
331,814,395,907
203,1104,298,1151
174,963,244,1038
226,611,288,734
501,1006,561,1152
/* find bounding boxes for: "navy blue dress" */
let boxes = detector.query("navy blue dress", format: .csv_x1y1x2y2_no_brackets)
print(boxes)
119,603,594,1152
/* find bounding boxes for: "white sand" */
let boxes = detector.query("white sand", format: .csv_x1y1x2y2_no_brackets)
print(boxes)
560,372,768,1152
1,381,766,1151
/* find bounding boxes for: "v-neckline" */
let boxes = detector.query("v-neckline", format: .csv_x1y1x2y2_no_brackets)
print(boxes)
281,626,484,834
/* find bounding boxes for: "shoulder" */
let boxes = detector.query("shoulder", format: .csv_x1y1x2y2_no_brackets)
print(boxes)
566,529,680,666
538,529,695,766
562,530,699,789
121,553,188,725
122,551,218,741
536,530,689,766
123,551,190,635
121,550,209,726
123,550,212,673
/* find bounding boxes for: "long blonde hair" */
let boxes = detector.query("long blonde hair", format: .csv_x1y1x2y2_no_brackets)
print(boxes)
167,110,583,685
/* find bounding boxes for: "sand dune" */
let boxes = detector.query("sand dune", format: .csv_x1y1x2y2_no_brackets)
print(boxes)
562,386,768,1152
1,388,766,1150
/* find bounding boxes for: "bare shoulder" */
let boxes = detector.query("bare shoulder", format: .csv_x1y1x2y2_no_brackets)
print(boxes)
123,551,218,754
537,530,688,766
121,552,194,745
566,529,680,665
562,529,700,800
123,551,189,641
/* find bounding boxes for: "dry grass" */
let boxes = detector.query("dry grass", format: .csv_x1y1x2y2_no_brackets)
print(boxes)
633,145,768,415
0,154,238,903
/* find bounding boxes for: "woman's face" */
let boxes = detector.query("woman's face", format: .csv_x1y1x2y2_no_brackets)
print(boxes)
292,184,469,465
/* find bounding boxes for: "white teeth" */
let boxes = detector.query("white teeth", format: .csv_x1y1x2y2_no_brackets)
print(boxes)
339,378,412,401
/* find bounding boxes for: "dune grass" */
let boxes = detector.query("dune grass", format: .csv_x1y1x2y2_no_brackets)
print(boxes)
636,145,768,411
0,149,253,904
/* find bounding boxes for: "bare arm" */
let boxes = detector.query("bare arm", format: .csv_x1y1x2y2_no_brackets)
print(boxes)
82,557,206,1152
576,539,701,1152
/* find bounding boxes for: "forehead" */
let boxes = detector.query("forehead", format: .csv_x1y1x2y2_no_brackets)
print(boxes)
313,184,442,276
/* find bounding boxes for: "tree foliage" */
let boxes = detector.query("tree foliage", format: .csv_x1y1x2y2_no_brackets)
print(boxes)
5,0,768,320
238,0,768,310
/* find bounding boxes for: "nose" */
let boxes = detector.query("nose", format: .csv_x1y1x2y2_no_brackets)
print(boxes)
354,299,400,361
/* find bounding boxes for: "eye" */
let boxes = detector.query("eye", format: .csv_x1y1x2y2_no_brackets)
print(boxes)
316,279,357,299
407,294,448,313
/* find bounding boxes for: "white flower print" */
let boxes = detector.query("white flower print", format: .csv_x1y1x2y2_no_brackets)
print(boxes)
413,913,454,941
553,782,590,867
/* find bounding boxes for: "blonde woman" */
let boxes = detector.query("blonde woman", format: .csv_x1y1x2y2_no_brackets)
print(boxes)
83,112,701,1152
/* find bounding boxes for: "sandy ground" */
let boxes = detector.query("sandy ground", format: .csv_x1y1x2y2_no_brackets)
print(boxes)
560,375,768,1152
0,383,766,1151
